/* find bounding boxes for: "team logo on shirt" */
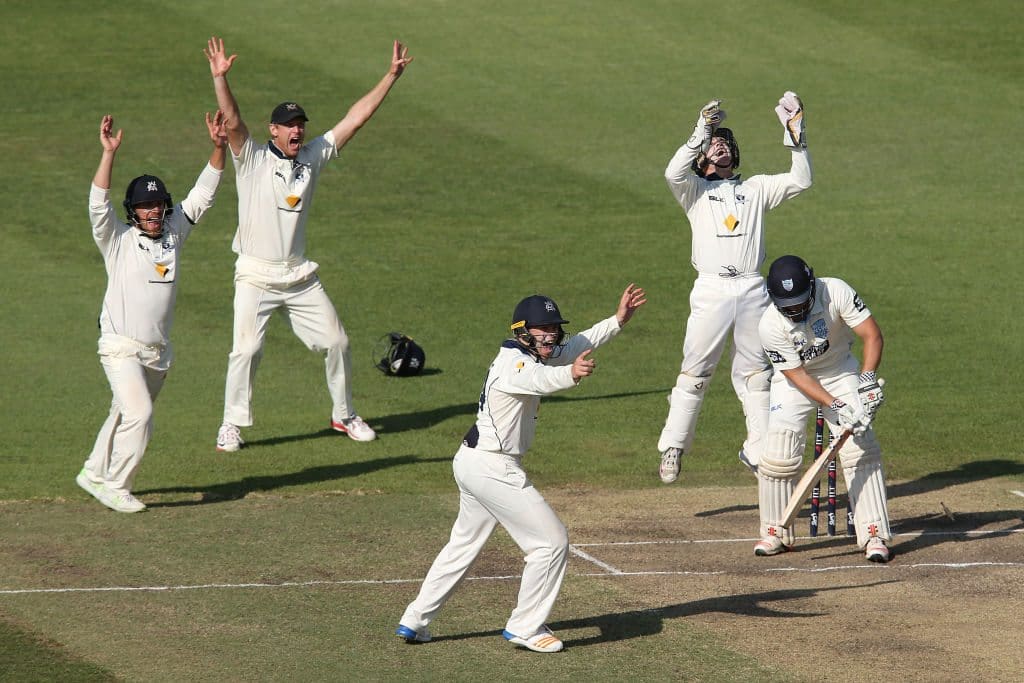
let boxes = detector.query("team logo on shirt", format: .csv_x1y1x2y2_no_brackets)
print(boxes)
723,214,738,231
766,349,785,364
155,264,169,278
812,318,828,339
853,292,866,311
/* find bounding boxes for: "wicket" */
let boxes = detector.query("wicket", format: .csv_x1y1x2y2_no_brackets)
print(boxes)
809,407,854,536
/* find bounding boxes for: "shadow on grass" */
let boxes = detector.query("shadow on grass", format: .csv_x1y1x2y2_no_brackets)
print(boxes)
137,455,451,506
696,458,1024,520
428,582,895,645
372,389,666,434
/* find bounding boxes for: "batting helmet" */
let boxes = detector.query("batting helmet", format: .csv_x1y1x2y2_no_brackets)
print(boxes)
123,175,173,235
692,127,740,176
766,255,815,322
373,332,426,376
510,295,569,357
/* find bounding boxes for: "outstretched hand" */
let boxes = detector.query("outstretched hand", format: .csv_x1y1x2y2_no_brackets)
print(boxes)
205,36,237,77
615,283,647,326
205,110,227,147
390,40,414,77
99,115,123,153
571,348,596,382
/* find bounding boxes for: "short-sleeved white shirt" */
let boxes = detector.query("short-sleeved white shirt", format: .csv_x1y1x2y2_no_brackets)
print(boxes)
462,316,621,455
758,277,871,374
230,131,338,263
90,164,221,346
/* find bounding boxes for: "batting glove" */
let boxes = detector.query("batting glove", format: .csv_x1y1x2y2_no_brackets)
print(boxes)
830,398,870,436
774,91,805,148
687,99,726,150
857,371,886,419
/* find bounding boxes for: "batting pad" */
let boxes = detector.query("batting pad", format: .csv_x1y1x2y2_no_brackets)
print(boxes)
757,431,803,545
844,458,892,547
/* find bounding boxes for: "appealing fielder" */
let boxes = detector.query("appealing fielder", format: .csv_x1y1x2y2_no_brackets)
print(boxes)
754,255,891,562
396,285,646,653
77,113,226,512
657,94,813,484
204,37,413,451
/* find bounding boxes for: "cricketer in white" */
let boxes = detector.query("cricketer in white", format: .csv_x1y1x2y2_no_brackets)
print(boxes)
657,94,812,485
755,255,891,563
77,113,226,513
204,36,413,452
397,284,646,653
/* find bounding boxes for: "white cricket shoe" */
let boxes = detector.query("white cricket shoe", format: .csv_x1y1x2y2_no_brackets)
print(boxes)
754,533,791,557
659,447,682,484
865,537,892,563
76,468,108,505
503,625,564,653
216,422,244,452
331,416,377,442
101,490,147,513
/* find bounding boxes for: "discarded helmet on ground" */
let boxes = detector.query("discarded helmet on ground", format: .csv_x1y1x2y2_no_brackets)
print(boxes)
373,332,426,376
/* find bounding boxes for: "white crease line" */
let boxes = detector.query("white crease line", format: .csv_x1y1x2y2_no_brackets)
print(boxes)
569,544,622,574
573,528,1024,548
3,562,1022,596
1011,490,1024,499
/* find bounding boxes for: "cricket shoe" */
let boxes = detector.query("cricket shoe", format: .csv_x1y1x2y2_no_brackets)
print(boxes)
754,533,791,557
331,416,377,442
100,490,147,513
659,447,682,484
216,422,244,453
76,468,108,505
865,537,892,563
503,625,563,653
395,624,431,643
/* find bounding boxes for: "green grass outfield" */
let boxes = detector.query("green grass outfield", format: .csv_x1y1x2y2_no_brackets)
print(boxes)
1,1,1021,679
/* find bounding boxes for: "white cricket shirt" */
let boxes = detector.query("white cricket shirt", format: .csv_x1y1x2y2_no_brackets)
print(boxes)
90,164,222,346
230,131,337,263
758,277,872,374
665,145,812,277
463,316,621,455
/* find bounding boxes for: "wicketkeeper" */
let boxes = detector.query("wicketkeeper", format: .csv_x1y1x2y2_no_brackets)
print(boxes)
754,255,892,562
657,93,813,485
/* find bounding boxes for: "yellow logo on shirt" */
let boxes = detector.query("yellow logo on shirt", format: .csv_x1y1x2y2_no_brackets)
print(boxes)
155,264,169,278
724,214,739,231
286,195,301,208
515,361,525,371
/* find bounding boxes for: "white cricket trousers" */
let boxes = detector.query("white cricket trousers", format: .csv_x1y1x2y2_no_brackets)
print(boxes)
400,445,570,638
223,277,353,426
659,274,769,452
84,354,166,495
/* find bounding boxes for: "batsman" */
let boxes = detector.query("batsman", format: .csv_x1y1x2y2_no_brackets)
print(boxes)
754,255,892,562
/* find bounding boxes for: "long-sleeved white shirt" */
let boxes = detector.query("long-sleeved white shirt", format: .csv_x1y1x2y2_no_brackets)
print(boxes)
463,316,621,455
665,144,812,277
90,163,222,346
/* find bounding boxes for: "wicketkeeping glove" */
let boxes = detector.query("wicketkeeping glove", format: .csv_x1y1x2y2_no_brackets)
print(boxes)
774,91,805,148
687,99,726,151
830,398,870,436
857,371,886,419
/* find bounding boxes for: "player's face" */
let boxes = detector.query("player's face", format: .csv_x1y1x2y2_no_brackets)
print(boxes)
777,299,813,323
707,137,733,168
527,324,562,359
133,200,166,238
270,118,306,158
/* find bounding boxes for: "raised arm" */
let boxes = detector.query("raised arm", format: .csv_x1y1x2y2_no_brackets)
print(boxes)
205,109,228,170
331,40,413,149
205,36,248,155
92,115,123,190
